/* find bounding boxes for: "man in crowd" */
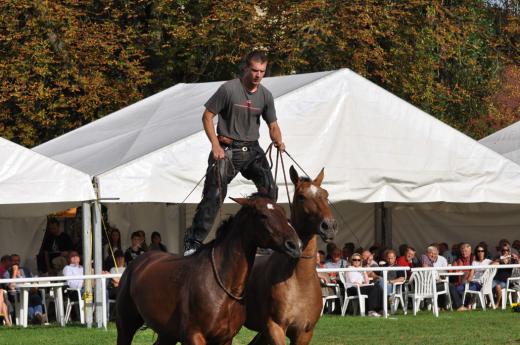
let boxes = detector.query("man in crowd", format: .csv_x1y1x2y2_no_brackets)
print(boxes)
3,254,44,324
183,50,285,255
39,218,73,275
124,232,146,264
63,251,84,291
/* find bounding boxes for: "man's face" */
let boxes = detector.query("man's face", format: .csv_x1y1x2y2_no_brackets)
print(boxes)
49,223,60,236
11,255,20,267
406,250,415,261
386,253,396,265
427,249,438,262
244,60,267,87
461,245,471,259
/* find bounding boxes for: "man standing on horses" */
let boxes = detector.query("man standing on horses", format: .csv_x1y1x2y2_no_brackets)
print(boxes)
184,50,285,255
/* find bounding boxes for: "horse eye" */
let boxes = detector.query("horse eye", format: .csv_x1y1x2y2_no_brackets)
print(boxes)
296,194,305,201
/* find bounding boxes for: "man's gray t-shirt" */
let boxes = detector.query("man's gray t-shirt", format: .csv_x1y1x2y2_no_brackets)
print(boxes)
205,78,277,141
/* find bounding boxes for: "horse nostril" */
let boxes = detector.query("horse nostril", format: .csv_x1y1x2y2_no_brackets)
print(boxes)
320,221,329,230
285,240,297,252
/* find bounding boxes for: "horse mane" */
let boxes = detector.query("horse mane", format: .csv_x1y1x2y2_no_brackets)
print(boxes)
299,177,312,183
202,192,274,249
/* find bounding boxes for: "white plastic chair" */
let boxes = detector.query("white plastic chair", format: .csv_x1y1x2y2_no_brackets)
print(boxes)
405,270,448,317
463,267,497,311
64,288,85,324
338,272,372,316
389,280,407,315
502,267,520,309
320,281,341,315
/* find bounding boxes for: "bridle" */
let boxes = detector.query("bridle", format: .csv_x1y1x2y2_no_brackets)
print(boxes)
210,247,244,301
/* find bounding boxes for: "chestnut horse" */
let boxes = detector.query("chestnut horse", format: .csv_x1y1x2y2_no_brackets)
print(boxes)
116,195,302,345
244,166,337,345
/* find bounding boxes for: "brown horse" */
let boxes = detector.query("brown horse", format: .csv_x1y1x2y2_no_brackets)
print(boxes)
244,166,337,345
115,195,302,345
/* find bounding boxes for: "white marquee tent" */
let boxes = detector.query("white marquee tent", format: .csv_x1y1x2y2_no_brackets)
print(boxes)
0,137,96,270
480,120,520,165
32,69,520,254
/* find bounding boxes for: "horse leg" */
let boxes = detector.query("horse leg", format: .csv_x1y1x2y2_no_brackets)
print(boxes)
290,330,314,345
266,321,287,345
184,333,207,345
115,283,144,345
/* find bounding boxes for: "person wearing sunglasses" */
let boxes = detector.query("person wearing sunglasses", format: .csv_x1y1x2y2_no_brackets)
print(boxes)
492,244,518,308
343,253,382,317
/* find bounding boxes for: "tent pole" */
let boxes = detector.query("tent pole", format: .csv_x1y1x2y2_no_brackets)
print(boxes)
384,203,393,248
82,202,93,328
374,203,384,245
92,178,104,328
178,204,186,254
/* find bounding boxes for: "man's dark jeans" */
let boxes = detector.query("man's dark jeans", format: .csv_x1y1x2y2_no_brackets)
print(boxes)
186,141,277,249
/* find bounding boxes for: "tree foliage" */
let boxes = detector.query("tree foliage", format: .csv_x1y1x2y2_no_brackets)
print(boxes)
0,0,518,145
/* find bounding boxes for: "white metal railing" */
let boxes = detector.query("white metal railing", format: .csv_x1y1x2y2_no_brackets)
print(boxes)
0,273,122,329
317,263,520,318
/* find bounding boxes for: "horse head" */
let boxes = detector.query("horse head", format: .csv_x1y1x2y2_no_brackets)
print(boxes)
289,165,337,242
230,196,302,258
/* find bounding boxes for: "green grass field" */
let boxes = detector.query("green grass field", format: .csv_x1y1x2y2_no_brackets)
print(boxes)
0,310,519,345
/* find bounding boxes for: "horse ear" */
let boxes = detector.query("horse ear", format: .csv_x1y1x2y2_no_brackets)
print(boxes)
229,197,248,206
289,165,299,186
313,168,325,186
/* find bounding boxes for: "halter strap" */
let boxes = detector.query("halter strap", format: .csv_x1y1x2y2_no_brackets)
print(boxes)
210,247,244,301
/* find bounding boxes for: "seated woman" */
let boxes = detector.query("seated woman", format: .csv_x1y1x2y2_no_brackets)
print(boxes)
493,244,519,308
343,253,382,317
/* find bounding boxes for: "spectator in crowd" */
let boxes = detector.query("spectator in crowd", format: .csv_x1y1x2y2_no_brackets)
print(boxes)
0,287,12,326
103,227,122,271
493,244,519,308
0,255,11,278
451,243,461,262
124,232,146,264
318,250,326,266
343,253,382,317
104,228,122,262
420,246,466,311
453,243,474,302
420,246,448,268
108,250,126,301
149,232,168,252
398,244,408,258
495,239,511,257
316,250,335,298
466,244,493,292
63,251,84,291
325,247,348,283
362,249,380,282
38,218,73,275
377,249,405,295
397,246,418,278
342,242,355,261
438,242,454,264
325,242,337,262
137,230,148,252
511,240,520,256
4,254,44,324
476,241,491,259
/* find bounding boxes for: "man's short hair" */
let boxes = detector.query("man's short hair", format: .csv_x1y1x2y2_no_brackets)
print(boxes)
243,50,268,68
427,246,438,254
0,255,10,263
131,231,141,239
47,217,60,227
